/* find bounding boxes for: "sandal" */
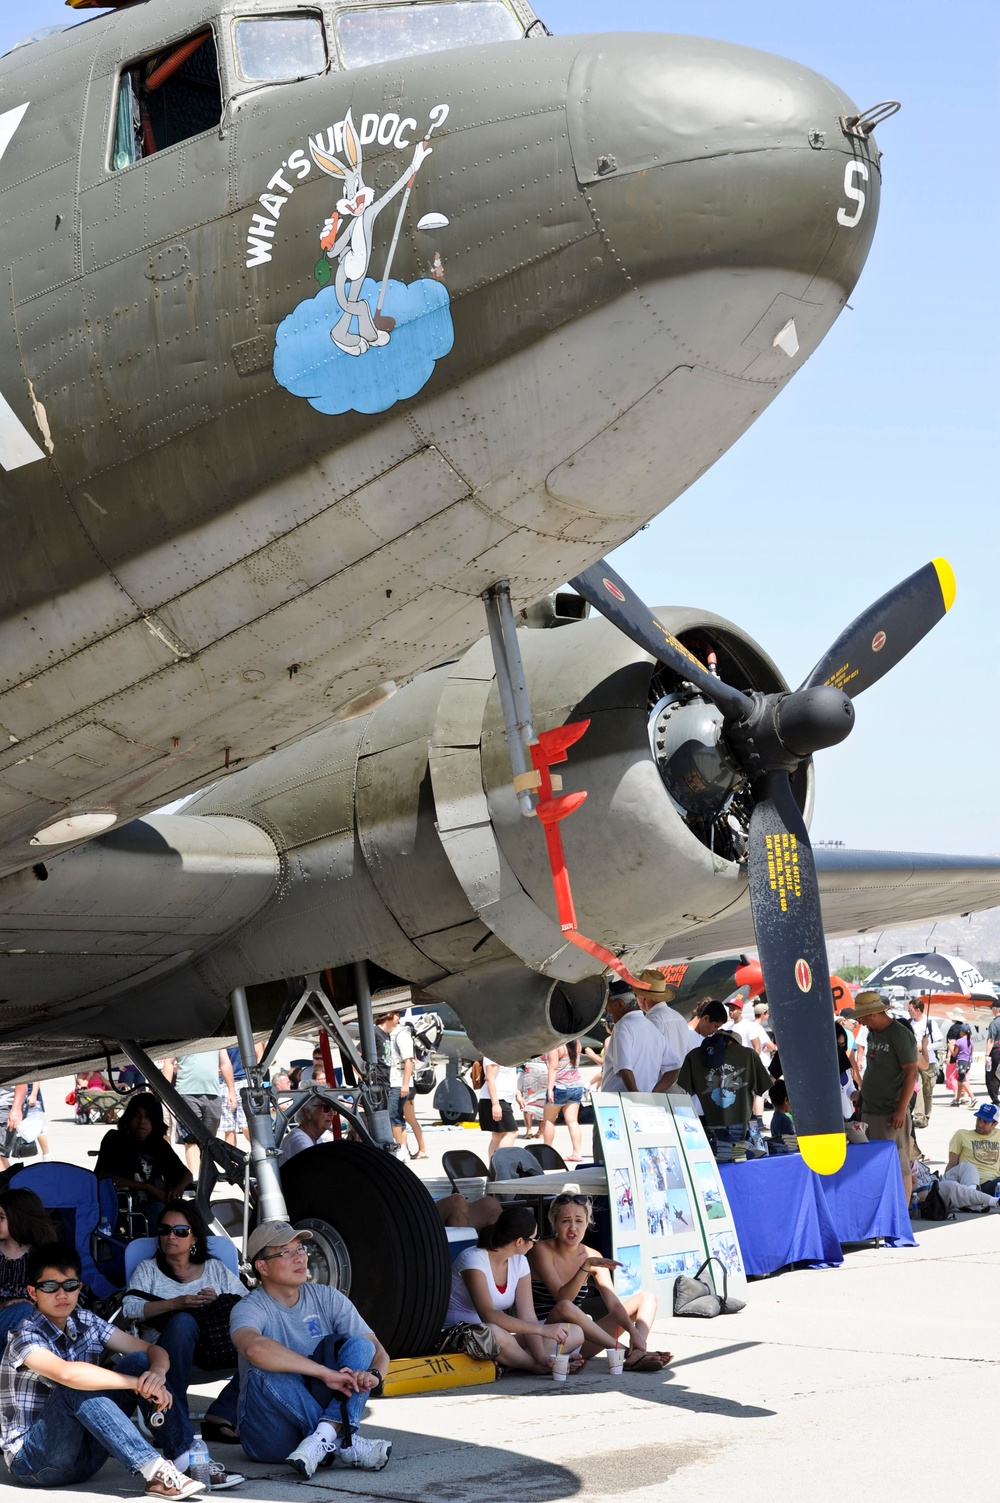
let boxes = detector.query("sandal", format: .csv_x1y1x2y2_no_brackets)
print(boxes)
410,1151,429,1160
201,1417,240,1445
493,1361,507,1380
624,1351,670,1372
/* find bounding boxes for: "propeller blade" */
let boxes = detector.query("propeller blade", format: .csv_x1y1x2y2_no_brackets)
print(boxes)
570,559,750,719
747,771,846,1175
798,557,955,699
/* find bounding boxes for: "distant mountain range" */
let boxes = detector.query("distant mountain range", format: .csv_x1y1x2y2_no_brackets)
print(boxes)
827,904,1000,982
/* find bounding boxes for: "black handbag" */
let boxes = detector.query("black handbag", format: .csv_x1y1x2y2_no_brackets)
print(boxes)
191,1292,243,1369
672,1255,746,1318
0,1128,37,1160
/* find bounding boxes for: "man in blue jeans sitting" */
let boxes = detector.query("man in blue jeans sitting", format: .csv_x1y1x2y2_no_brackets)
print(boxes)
0,1241,202,1498
231,1221,391,1477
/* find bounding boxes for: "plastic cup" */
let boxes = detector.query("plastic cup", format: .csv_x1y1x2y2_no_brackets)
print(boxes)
551,1352,570,1381
606,1346,625,1376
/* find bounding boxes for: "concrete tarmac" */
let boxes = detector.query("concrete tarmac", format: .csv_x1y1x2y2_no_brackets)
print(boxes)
0,1077,993,1502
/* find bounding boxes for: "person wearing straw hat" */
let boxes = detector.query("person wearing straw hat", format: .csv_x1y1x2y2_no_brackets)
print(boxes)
636,969,699,1064
842,991,918,1203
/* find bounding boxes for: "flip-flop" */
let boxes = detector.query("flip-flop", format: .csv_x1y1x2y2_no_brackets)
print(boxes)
624,1351,670,1372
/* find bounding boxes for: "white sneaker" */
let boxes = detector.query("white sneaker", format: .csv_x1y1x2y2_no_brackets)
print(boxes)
197,1459,245,1490
335,1434,392,1471
287,1432,335,1479
145,1461,205,1499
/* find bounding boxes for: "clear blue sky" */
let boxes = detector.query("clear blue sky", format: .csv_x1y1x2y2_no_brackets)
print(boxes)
4,2,997,852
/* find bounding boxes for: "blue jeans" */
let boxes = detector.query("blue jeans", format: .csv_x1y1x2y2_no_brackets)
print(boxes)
238,1335,375,1462
0,1302,31,1346
153,1312,239,1457
9,1351,156,1487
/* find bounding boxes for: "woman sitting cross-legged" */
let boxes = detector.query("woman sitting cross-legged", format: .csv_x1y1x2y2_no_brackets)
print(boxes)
443,1205,584,1376
0,1188,58,1344
529,1192,671,1372
122,1202,246,1482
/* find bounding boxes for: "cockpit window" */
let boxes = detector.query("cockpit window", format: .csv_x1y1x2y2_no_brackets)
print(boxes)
336,1,521,70
233,14,327,82
112,31,223,170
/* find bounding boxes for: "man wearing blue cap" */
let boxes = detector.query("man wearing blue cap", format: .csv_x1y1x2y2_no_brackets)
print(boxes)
944,1102,1000,1202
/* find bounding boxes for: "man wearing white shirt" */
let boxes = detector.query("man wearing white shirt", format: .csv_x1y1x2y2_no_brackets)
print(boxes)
601,986,679,1094
637,971,700,1063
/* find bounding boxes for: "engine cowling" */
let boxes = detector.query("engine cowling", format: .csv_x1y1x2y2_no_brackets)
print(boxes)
5,608,809,1062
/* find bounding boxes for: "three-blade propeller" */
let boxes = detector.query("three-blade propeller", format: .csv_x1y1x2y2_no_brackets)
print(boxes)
571,556,956,1174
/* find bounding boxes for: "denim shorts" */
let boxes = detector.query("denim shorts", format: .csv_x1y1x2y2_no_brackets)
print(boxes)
552,1084,584,1106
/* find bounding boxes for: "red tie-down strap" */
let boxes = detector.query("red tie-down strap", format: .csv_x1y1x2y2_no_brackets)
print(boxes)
317,1028,342,1140
529,723,649,992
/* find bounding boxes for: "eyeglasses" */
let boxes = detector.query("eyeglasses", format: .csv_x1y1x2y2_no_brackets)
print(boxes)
260,1244,308,1261
158,1225,193,1239
33,1279,82,1293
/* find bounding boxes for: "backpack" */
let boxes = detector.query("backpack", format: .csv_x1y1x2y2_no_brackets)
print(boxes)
919,1180,952,1221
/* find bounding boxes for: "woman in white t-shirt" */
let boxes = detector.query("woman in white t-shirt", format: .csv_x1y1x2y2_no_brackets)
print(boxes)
478,1058,524,1159
444,1205,584,1375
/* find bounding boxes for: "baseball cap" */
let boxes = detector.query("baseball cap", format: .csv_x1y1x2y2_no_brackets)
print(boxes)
975,1103,999,1123
608,979,633,997
246,1220,312,1263
841,990,888,1021
990,999,1000,1010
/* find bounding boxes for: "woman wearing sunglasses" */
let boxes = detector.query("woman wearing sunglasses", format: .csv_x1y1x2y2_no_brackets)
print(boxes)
122,1203,246,1482
529,1193,671,1372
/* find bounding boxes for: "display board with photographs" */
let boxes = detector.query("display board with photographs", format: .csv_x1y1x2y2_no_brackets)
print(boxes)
592,1091,746,1302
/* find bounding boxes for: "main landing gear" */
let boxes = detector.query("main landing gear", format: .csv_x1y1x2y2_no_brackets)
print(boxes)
120,961,449,1357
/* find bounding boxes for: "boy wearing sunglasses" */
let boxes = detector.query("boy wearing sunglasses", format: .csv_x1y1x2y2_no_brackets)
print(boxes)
0,1241,203,1497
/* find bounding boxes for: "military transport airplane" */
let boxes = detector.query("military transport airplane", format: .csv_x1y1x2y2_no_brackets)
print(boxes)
0,0,998,1353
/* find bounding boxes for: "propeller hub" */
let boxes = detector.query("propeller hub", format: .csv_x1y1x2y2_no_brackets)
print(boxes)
726,685,854,779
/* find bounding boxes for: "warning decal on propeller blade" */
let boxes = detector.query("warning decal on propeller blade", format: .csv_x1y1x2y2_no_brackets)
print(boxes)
794,958,813,992
822,661,858,691
764,833,802,913
602,579,626,602
871,631,886,652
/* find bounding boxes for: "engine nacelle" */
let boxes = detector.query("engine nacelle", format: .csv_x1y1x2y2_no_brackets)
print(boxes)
9,609,808,1061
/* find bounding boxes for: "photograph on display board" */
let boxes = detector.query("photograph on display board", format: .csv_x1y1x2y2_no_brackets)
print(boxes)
626,1101,670,1136
638,1145,685,1196
653,1250,702,1280
612,1167,636,1231
615,1244,643,1297
695,1161,727,1221
673,1100,703,1148
598,1104,624,1144
709,1231,744,1277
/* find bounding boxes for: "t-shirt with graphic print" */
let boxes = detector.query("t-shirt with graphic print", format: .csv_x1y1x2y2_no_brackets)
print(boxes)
676,1035,772,1130
948,1126,1000,1186
231,1282,370,1404
860,1020,917,1116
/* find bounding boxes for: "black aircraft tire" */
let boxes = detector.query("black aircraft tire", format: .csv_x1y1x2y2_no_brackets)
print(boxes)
280,1140,450,1358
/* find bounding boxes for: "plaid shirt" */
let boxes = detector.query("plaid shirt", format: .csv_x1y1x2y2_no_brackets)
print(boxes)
0,1306,116,1463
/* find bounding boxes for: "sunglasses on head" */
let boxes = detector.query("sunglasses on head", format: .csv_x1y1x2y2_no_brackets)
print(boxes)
33,1278,82,1293
553,1194,590,1207
158,1224,193,1239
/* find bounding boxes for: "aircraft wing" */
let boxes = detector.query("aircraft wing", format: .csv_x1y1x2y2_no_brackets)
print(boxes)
653,850,1000,960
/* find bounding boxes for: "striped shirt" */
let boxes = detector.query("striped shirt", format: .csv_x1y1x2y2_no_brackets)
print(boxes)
0,1306,117,1463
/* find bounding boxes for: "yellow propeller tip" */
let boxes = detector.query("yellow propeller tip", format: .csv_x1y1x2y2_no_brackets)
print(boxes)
933,557,956,613
798,1132,847,1176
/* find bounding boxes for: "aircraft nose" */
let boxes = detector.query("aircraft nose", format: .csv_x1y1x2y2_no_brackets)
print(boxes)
567,34,880,295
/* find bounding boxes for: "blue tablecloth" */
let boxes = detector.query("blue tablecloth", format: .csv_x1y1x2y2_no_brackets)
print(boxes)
718,1141,915,1277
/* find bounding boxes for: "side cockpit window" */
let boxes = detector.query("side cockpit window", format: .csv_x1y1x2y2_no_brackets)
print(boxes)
112,30,222,170
336,1,522,70
233,14,327,82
